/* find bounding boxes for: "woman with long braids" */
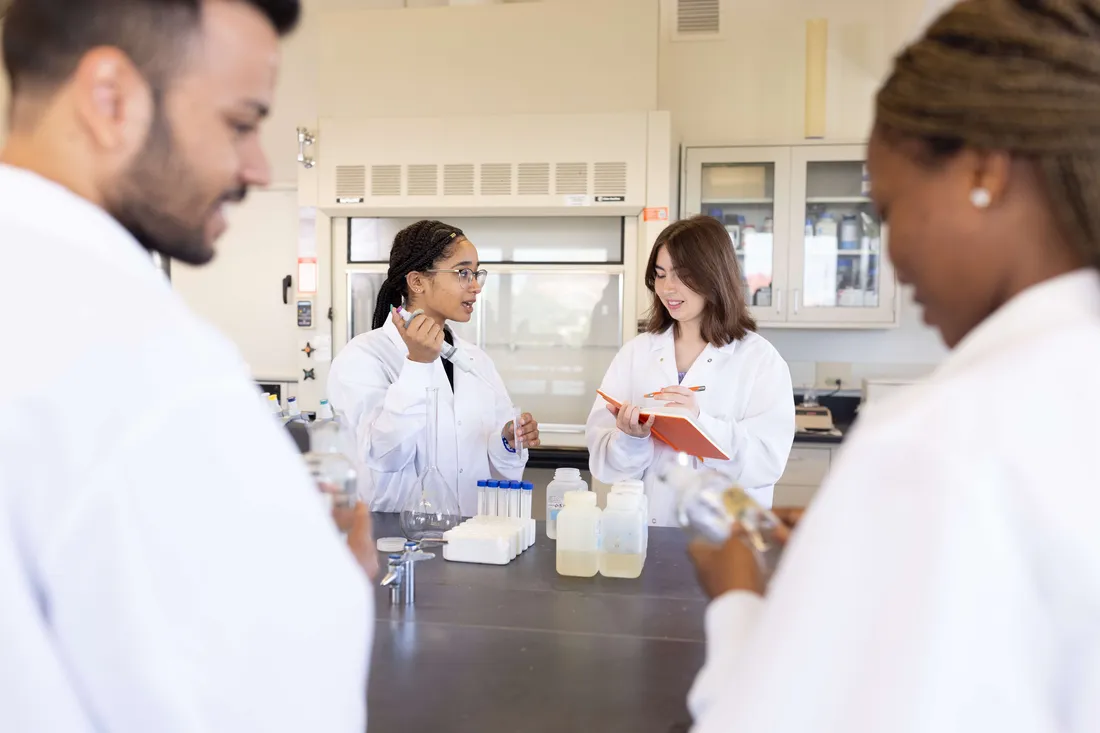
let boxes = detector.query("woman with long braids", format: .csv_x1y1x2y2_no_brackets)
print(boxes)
687,1,1100,729
328,220,540,513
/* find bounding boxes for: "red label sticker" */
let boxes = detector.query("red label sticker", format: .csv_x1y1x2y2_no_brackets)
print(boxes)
644,207,669,222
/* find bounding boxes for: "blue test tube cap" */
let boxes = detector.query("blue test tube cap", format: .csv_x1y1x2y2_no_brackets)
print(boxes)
477,479,487,488
509,480,522,489
404,541,417,549
487,480,500,488
523,482,534,491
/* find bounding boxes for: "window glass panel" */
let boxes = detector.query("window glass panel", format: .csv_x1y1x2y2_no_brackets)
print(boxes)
802,160,882,309
700,162,775,308
349,217,623,264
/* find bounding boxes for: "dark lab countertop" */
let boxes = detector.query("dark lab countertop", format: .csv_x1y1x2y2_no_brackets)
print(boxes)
369,514,705,733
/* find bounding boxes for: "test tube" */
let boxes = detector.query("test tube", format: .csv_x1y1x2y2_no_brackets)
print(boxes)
499,480,512,518
512,405,529,462
509,480,522,518
522,481,533,519
476,480,488,516
486,480,499,516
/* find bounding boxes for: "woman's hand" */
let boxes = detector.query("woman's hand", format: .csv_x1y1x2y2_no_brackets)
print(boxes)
688,507,806,599
391,307,443,364
608,402,652,439
503,413,541,450
652,385,700,417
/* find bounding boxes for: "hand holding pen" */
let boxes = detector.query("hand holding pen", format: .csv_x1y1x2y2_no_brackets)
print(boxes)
646,385,704,417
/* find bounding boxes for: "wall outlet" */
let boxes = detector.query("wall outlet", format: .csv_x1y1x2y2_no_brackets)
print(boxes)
815,362,854,390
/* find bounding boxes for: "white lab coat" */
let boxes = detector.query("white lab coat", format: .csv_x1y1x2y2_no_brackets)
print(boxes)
0,165,371,731
689,269,1100,733
327,318,526,515
587,328,795,527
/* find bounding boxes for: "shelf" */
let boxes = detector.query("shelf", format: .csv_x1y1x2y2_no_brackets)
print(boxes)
702,198,774,205
806,196,871,204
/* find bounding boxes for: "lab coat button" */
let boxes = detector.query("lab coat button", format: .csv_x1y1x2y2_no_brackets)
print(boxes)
459,468,464,473
457,421,462,426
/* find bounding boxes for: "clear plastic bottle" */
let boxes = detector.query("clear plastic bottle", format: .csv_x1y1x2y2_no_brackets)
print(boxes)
316,399,335,422
401,387,462,541
556,491,601,577
304,418,359,519
609,478,648,557
669,464,784,583
599,490,646,579
546,467,587,540
283,397,308,426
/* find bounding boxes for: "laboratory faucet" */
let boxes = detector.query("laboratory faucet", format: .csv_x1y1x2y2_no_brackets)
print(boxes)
379,541,435,606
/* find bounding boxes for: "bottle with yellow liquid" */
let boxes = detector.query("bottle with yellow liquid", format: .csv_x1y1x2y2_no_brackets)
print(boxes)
555,491,601,577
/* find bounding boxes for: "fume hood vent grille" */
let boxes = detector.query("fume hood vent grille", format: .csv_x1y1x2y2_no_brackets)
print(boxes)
517,163,551,196
407,164,438,196
479,163,513,195
370,165,401,196
594,162,628,196
335,165,366,200
674,0,720,38
555,162,588,195
444,164,475,196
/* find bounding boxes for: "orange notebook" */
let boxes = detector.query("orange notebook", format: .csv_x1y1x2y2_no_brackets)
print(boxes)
596,390,730,461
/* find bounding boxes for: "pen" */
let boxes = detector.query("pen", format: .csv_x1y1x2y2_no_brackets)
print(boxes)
643,386,706,399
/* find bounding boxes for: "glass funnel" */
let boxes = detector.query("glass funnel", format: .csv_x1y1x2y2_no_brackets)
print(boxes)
401,387,462,541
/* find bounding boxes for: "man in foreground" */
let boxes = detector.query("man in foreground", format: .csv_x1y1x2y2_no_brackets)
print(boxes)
0,1,372,730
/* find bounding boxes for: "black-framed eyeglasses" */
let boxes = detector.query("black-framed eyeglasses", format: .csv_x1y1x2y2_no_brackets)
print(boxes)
426,268,488,288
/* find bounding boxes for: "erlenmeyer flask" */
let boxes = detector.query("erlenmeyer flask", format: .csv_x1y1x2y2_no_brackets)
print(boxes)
401,387,462,541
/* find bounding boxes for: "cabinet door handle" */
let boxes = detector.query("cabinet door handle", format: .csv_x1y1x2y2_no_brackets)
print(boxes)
793,289,801,315
776,288,783,314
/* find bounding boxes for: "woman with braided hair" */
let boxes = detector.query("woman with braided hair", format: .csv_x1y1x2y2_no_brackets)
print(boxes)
328,220,540,513
686,1,1100,730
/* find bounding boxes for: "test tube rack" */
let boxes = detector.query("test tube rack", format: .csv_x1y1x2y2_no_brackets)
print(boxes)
443,480,536,565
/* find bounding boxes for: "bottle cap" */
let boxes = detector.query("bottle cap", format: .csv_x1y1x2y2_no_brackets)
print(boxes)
477,480,487,487
487,480,499,488
523,482,534,491
564,490,596,507
509,480,521,489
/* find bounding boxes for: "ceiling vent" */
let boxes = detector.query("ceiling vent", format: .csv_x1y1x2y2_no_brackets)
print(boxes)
672,0,720,40
555,163,588,196
517,163,551,196
370,165,401,197
594,162,628,196
444,164,475,196
479,163,513,196
407,164,438,196
335,165,366,202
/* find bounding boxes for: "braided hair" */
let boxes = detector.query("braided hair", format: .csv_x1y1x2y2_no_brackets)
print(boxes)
875,0,1100,272
370,220,466,329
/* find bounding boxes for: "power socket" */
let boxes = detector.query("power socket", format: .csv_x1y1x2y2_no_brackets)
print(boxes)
814,362,853,391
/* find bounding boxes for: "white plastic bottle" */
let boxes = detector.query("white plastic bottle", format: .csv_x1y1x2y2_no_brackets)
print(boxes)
599,490,646,579
609,479,648,558
546,467,586,540
317,399,335,422
555,491,601,578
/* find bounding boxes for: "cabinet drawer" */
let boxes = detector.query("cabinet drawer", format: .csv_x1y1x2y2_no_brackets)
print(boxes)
779,447,831,486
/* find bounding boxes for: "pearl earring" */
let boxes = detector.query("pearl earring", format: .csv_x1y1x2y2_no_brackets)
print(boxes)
970,187,992,209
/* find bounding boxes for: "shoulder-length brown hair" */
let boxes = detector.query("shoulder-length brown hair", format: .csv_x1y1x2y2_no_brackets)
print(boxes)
644,215,757,346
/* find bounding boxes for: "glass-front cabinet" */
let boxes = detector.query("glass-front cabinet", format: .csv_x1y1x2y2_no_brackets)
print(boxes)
684,144,897,328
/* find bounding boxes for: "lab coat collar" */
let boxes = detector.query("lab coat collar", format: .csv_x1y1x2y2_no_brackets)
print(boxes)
0,164,167,286
648,326,740,386
648,326,742,356
938,268,1100,378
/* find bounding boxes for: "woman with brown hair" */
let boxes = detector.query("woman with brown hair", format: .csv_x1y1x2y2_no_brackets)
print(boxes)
687,1,1100,730
585,215,795,527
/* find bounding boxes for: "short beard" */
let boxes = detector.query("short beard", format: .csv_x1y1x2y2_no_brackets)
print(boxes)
106,97,234,267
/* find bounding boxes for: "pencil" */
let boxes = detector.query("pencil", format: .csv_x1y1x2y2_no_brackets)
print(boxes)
644,386,706,399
